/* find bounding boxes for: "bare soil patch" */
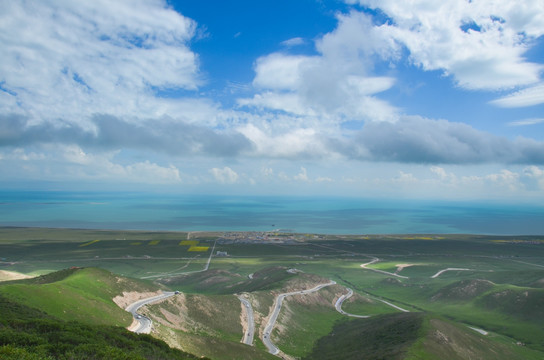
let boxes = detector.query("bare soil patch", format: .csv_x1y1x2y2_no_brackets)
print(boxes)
112,290,163,309
0,270,34,281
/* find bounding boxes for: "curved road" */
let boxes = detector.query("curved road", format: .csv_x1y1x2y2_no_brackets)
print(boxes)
237,295,255,345
360,257,409,279
334,288,369,318
125,291,176,334
430,267,471,278
262,281,336,355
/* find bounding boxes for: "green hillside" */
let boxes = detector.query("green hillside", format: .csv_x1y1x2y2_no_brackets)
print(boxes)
0,267,160,327
0,295,205,360
430,279,495,302
304,313,544,360
476,285,544,323
159,266,296,294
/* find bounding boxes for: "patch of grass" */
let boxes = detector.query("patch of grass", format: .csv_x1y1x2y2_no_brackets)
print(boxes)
161,266,296,295
0,267,158,327
430,279,495,302
406,316,544,360
341,293,400,316
184,294,243,342
304,313,424,360
272,286,344,358
476,285,544,323
154,325,276,360
0,295,204,360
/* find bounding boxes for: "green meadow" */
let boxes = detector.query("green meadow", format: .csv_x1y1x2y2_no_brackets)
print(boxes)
1,227,544,359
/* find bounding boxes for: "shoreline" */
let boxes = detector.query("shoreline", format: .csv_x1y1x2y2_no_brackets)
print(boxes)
1,226,543,237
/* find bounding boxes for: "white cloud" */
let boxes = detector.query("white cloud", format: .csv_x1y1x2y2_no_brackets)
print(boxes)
394,171,417,183
521,165,544,190
281,37,305,47
237,92,316,116
491,84,544,108
351,0,544,90
125,161,181,184
430,166,457,183
508,118,544,127
60,145,182,183
484,169,520,186
278,171,290,181
294,167,309,181
0,144,182,183
0,148,46,163
342,115,544,164
261,167,274,177
240,12,399,124
209,166,239,184
0,0,200,127
237,124,329,159
316,176,333,183
253,53,316,91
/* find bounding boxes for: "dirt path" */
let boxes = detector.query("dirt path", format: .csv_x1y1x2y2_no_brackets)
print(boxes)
0,270,33,281
430,268,471,278
360,258,409,279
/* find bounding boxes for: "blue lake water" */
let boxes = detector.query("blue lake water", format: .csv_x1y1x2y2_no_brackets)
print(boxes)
0,191,543,235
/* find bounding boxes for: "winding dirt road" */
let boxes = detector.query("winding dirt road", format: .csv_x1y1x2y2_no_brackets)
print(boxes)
360,257,409,279
430,267,471,278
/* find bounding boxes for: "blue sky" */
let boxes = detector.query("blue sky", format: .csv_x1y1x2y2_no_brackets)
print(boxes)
1,0,544,201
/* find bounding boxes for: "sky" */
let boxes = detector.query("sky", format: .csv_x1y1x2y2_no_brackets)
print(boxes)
1,0,544,201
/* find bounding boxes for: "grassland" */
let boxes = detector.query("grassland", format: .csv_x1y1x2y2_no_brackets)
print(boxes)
0,294,204,360
0,267,159,327
1,227,544,359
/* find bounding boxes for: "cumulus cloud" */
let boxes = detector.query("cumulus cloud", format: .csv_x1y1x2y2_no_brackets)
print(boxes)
334,116,544,164
58,145,182,184
209,166,239,183
0,0,199,127
2,0,544,193
237,124,329,159
294,167,309,181
521,165,544,190
4,112,544,166
0,144,182,184
350,0,544,90
0,114,252,157
239,11,399,124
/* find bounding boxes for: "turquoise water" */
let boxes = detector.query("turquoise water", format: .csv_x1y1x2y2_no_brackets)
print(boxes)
1,191,543,235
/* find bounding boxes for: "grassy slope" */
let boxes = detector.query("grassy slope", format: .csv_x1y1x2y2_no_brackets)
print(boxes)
407,316,544,360
0,295,204,360
304,313,424,360
275,296,344,357
160,266,296,294
423,279,544,349
304,313,544,360
0,267,159,327
157,328,277,360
